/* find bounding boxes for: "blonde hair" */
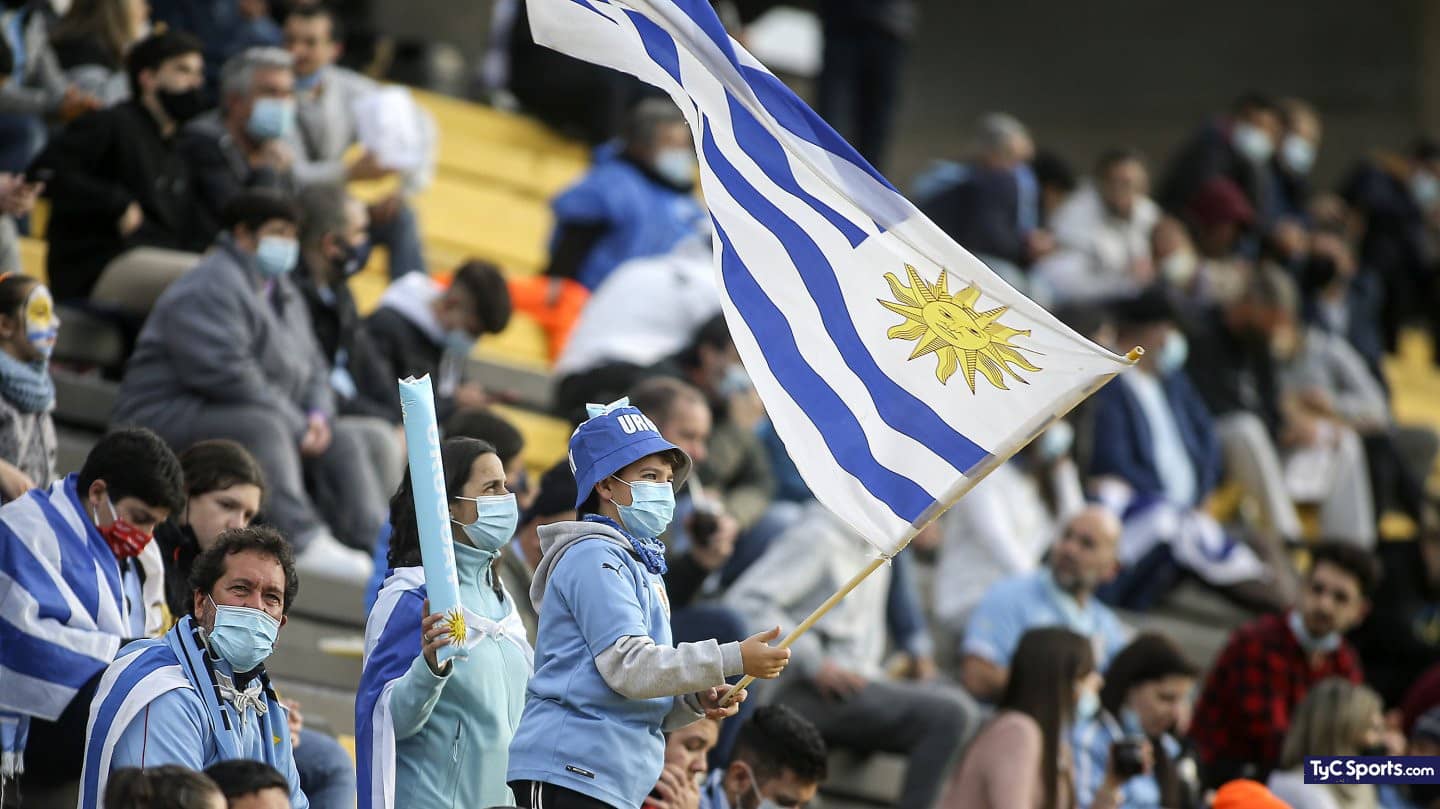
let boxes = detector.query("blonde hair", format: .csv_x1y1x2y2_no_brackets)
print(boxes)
1279,678,1382,768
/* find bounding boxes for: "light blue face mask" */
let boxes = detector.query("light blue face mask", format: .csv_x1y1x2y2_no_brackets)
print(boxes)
245,96,296,141
1156,330,1189,375
293,69,323,92
445,329,475,355
1033,420,1074,463
611,475,675,538
254,235,299,278
205,595,280,673
452,492,518,554
1288,609,1341,655
653,147,697,187
1075,687,1100,726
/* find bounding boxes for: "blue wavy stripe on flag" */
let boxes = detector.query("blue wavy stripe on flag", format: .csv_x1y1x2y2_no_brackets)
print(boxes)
0,477,126,721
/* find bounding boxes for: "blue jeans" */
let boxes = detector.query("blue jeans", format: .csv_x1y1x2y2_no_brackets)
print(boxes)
370,200,427,278
294,727,355,809
0,113,46,174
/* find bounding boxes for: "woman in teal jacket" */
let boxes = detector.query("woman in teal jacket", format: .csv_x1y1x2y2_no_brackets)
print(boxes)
357,437,533,809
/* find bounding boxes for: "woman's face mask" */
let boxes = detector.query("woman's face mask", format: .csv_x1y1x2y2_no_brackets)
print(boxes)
452,493,518,554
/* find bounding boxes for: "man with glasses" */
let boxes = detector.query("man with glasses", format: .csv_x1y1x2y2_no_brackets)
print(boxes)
960,505,1133,703
1190,542,1377,788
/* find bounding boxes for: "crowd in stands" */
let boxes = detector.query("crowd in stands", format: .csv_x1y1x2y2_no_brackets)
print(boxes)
0,0,1436,807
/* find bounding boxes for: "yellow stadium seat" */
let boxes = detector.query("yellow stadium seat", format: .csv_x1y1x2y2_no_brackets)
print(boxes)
411,177,551,274
18,237,46,284
491,403,570,477
411,90,587,162
476,310,550,370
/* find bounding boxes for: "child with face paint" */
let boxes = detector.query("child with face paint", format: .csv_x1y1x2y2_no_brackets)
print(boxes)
507,398,791,809
0,273,58,501
357,437,533,809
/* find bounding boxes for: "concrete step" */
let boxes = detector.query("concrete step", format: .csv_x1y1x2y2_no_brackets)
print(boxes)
267,613,364,696
818,751,907,808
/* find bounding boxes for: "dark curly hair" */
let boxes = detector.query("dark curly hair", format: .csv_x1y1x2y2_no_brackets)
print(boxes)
733,704,828,785
188,525,299,615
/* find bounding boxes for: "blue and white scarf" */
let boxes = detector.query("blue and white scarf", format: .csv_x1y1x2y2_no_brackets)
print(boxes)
0,475,165,777
583,514,668,575
357,567,531,809
78,616,293,809
0,351,53,414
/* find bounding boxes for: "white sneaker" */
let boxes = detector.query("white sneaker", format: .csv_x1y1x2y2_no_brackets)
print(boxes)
294,532,374,586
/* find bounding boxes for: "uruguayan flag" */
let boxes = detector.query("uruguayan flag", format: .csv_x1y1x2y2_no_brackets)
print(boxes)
529,0,1131,552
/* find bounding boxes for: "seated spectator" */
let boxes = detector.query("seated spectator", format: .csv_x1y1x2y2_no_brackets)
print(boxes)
959,506,1131,703
0,0,99,171
544,97,708,291
152,439,353,809
149,0,282,94
921,113,1054,270
207,760,293,809
283,4,431,278
1158,93,1282,220
1188,267,1378,550
1034,148,1162,304
181,47,299,238
1190,542,1377,786
1352,526,1440,707
1179,177,1256,303
1089,290,1274,608
106,765,226,809
647,718,718,809
727,500,979,809
0,170,43,274
50,0,152,105
1073,633,1202,809
0,428,183,799
1151,216,1203,296
0,273,58,500
1034,149,1079,225
1339,137,1440,353
555,235,720,378
1274,98,1322,220
79,527,309,809
934,420,1085,630
1266,678,1389,809
943,627,1098,809
355,260,512,423
112,190,381,583
700,705,828,809
1301,228,1387,391
292,184,390,421
31,30,210,304
156,440,266,618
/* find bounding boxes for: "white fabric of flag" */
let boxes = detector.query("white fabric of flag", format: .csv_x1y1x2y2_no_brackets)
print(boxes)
529,0,1131,553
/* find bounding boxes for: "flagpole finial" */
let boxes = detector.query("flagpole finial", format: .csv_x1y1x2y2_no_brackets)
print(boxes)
1125,346,1145,363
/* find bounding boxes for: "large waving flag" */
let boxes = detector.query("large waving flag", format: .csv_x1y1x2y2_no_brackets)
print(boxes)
529,0,1131,553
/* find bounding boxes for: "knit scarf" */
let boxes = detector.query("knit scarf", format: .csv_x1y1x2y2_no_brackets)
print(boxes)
0,352,53,414
583,514,668,575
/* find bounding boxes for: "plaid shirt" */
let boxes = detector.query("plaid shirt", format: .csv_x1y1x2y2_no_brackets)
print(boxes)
1190,612,1363,775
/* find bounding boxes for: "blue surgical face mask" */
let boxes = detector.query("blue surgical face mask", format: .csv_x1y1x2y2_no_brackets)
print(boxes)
611,475,675,538
1281,134,1316,175
1232,122,1274,164
445,328,475,355
1156,330,1189,375
1075,686,1100,725
653,147,697,187
245,96,296,141
205,595,280,673
254,235,299,278
1288,609,1341,655
452,493,518,554
293,69,323,92
1033,420,1074,463
1413,171,1440,210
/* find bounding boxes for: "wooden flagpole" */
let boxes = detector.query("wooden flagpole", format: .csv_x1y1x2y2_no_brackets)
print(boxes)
720,346,1145,706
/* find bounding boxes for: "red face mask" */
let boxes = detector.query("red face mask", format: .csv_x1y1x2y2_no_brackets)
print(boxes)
96,497,153,559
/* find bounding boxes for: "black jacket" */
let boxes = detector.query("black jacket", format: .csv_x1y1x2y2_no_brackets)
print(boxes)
1183,305,1283,435
920,165,1026,267
154,520,200,621
178,112,292,246
355,305,457,423
1158,120,1269,216
295,269,395,421
32,100,210,300
1351,541,1440,707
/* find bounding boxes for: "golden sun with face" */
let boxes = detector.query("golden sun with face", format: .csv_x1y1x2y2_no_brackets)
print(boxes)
878,265,1042,392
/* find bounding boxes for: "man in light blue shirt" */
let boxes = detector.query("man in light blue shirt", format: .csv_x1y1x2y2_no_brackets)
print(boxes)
960,505,1132,702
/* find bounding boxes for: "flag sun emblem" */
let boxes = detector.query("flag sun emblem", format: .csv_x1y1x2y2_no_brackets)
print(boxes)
877,265,1042,392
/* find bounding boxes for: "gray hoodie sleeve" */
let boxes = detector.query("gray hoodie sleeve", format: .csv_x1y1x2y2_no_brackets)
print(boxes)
594,635,744,700
661,693,706,732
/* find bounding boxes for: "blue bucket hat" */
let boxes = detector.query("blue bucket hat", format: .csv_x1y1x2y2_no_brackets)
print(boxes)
568,398,692,508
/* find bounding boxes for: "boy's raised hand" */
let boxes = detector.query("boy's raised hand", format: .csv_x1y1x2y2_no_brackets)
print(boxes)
699,685,746,720
739,626,791,679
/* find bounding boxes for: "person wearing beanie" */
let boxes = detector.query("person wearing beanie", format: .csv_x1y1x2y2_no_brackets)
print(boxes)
506,398,791,809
